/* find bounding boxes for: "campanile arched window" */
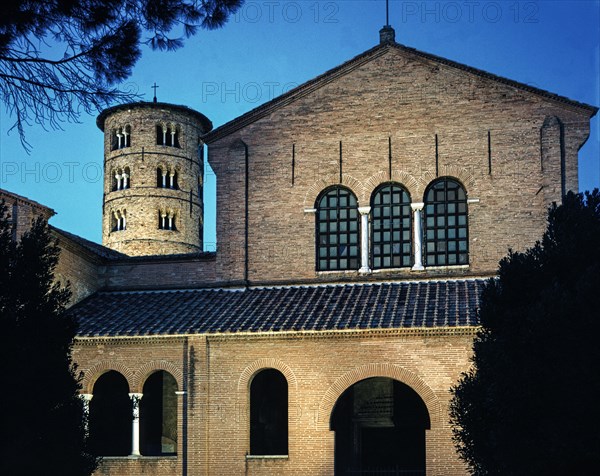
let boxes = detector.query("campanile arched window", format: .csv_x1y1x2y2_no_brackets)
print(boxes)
423,177,468,266
370,183,412,269
316,186,360,271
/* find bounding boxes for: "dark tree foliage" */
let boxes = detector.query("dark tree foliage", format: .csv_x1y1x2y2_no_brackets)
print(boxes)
0,0,242,151
450,190,600,475
0,203,98,476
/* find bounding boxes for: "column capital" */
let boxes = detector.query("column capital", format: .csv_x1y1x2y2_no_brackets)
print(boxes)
79,393,93,402
129,392,143,410
410,202,425,211
358,206,371,215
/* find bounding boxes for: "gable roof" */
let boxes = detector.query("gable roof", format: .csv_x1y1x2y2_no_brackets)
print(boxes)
204,42,598,143
51,226,127,261
71,278,485,338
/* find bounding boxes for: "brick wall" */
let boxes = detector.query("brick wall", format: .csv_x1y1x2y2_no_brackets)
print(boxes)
0,189,54,242
74,328,476,476
100,254,217,291
208,45,593,285
52,236,104,304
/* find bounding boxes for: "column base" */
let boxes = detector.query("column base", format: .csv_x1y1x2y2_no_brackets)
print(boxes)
359,266,372,274
411,264,425,271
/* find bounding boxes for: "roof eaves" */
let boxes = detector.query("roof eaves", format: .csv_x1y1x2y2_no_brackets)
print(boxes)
0,188,56,217
394,43,598,115
203,43,391,143
50,226,127,261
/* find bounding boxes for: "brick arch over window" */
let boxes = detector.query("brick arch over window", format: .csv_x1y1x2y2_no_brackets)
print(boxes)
238,359,298,393
316,364,442,431
82,361,134,394
132,360,183,394
237,359,299,423
304,174,366,208
364,170,420,199
416,166,476,198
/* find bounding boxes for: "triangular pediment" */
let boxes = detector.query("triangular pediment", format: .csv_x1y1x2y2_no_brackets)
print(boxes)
204,42,597,143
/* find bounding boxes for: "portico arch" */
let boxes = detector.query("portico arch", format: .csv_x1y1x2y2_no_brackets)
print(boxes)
317,363,441,431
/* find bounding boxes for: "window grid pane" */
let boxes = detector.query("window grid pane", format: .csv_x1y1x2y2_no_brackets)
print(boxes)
424,178,469,266
316,187,360,271
371,184,412,269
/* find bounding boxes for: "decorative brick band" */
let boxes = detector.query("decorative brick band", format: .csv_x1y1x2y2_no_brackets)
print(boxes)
316,363,442,431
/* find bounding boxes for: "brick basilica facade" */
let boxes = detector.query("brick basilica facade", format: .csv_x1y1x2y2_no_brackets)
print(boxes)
2,26,597,475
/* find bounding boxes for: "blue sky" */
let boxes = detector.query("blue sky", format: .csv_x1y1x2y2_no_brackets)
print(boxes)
0,0,598,248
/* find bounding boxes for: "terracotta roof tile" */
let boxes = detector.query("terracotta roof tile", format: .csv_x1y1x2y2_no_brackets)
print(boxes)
71,279,486,338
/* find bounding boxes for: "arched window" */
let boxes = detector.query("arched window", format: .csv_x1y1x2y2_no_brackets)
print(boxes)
156,167,178,189
112,210,126,232
111,126,131,150
88,371,132,456
158,210,177,231
156,124,181,148
112,168,130,191
424,177,468,266
140,371,178,456
316,186,360,271
371,183,412,269
250,369,288,456
156,125,164,146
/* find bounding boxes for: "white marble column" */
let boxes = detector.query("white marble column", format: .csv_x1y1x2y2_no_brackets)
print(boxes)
80,393,93,435
129,392,143,456
358,206,371,273
411,202,425,271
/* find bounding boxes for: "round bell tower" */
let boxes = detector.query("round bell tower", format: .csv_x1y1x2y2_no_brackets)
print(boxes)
97,101,212,256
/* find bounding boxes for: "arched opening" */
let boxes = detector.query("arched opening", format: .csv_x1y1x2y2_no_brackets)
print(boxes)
156,125,165,145
140,371,178,456
250,369,288,455
315,186,360,271
423,177,468,266
88,370,132,456
370,183,412,269
330,377,430,475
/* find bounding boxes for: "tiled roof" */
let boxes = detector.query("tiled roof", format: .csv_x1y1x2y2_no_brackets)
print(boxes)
72,279,486,338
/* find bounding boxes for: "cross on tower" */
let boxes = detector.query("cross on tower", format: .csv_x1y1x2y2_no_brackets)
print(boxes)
152,83,159,103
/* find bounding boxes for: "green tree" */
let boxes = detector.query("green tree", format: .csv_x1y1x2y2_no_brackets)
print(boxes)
0,202,98,475
450,190,600,475
0,0,242,150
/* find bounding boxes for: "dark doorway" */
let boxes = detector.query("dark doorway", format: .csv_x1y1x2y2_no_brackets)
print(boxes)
250,369,288,455
88,371,132,456
331,377,430,475
140,371,178,455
